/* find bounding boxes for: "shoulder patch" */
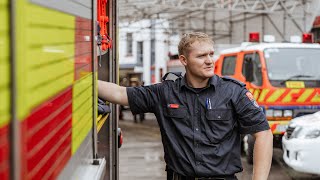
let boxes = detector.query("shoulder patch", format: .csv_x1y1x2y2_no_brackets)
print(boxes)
221,76,246,87
246,91,260,108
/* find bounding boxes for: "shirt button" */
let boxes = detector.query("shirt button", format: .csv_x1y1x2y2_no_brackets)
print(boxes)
196,94,199,97
195,110,198,113
195,128,199,131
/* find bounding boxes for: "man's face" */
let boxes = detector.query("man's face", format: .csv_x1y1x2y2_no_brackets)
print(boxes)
180,41,215,79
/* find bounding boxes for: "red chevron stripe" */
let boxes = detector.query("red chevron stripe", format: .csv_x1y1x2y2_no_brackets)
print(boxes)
292,89,305,102
0,125,9,180
21,87,72,180
306,89,318,102
270,123,278,132
263,89,275,102
276,89,290,102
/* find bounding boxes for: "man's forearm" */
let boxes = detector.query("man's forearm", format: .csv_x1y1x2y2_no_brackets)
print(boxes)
252,130,273,180
98,80,129,106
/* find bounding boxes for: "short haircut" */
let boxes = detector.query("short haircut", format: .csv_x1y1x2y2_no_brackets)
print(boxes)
178,32,214,57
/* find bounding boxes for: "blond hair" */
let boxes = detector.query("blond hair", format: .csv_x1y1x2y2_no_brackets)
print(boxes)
178,32,214,57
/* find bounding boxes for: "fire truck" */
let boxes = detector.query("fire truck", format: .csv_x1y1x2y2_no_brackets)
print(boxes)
0,0,121,179
214,32,320,163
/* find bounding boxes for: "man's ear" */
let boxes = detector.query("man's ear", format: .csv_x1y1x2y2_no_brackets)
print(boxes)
179,55,187,66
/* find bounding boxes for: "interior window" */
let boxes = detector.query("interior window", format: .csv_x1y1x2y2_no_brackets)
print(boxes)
242,53,263,86
126,33,133,55
221,56,237,76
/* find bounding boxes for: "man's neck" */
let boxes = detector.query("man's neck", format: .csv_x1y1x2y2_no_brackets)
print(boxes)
185,74,210,88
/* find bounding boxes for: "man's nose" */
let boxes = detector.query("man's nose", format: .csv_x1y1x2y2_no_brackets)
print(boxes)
205,55,214,63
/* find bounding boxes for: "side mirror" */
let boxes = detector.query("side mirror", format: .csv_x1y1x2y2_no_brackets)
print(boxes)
244,58,254,82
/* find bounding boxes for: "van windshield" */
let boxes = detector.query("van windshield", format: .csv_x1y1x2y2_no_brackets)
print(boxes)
264,48,320,81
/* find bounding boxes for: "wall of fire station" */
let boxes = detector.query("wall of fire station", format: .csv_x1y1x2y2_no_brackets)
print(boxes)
180,3,318,44
119,20,169,85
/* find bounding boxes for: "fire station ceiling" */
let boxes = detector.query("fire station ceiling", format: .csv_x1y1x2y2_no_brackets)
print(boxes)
118,0,320,41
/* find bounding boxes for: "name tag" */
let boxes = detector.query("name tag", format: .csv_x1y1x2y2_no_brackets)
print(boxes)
168,104,179,109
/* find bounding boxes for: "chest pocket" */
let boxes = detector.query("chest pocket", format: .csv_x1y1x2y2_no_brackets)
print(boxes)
165,106,188,118
205,109,234,144
164,106,190,127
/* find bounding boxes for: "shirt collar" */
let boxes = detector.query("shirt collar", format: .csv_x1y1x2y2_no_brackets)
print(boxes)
180,75,218,89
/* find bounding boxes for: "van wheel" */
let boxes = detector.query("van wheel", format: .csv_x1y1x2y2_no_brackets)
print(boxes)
244,135,255,164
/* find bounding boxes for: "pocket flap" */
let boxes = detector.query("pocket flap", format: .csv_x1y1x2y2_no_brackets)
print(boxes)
206,109,232,121
165,107,188,118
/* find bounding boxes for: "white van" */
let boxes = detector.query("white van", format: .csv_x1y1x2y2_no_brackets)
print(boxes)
282,111,320,175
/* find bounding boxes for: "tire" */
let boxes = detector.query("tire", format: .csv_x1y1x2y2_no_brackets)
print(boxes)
244,135,255,164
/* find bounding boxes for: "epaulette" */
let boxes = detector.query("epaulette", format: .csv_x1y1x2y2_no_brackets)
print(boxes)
162,72,183,81
221,76,246,87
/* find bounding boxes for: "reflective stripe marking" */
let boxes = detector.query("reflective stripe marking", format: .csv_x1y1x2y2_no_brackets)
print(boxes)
311,90,320,103
16,1,75,120
72,73,93,155
266,89,286,103
277,89,290,103
269,121,289,134
258,89,270,102
297,89,314,102
250,88,320,104
282,89,300,103
253,89,260,100
0,0,10,128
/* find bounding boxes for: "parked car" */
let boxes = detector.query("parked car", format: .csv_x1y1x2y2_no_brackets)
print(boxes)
282,111,320,175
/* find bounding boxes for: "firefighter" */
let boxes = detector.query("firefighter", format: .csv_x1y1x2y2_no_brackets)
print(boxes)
98,32,272,180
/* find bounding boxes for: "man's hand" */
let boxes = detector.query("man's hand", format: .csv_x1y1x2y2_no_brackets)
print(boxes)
252,129,273,180
98,80,129,106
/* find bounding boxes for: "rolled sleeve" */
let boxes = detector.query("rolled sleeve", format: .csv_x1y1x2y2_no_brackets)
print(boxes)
234,88,270,134
126,84,161,115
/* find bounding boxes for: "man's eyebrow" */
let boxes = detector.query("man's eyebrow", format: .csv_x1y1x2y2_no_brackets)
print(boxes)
196,50,215,56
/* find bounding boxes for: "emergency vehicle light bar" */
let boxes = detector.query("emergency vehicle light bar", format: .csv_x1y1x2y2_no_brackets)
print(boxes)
290,36,301,43
249,32,260,43
302,33,313,43
263,35,275,43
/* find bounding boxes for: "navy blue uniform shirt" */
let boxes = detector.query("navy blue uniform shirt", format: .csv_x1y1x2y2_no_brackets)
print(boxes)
126,75,270,177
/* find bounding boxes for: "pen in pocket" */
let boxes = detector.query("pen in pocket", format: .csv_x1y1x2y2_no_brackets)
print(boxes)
206,98,212,110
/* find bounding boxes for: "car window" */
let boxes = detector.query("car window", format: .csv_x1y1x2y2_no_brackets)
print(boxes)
242,53,263,86
221,56,237,76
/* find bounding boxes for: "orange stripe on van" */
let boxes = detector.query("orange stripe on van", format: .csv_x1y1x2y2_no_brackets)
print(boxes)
297,89,314,103
311,89,320,103
266,89,286,103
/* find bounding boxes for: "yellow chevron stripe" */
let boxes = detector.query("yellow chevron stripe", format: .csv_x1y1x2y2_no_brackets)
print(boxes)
297,89,314,103
0,0,10,127
258,89,270,102
282,89,300,103
266,89,286,103
253,89,260,100
16,1,75,120
311,91,320,103
249,88,254,93
269,121,289,134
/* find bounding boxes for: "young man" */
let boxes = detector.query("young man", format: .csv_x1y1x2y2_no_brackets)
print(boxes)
98,32,273,180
